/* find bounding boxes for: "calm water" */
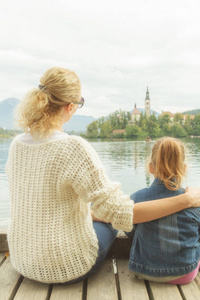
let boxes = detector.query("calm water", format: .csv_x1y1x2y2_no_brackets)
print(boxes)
0,137,200,229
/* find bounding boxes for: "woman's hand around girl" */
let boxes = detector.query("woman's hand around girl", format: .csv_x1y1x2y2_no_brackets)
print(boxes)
185,186,200,207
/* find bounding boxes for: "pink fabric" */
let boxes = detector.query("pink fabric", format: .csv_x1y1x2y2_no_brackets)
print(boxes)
166,261,200,285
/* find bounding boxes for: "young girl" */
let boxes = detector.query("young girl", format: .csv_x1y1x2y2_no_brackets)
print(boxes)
127,137,200,284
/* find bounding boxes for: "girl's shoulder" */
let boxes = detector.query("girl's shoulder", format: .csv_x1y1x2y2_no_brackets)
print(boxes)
130,187,151,203
131,179,185,204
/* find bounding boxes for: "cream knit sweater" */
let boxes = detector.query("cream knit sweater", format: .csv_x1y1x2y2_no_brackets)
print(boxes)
6,134,134,283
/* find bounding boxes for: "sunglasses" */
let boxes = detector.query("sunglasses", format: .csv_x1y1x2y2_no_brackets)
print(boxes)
71,97,85,108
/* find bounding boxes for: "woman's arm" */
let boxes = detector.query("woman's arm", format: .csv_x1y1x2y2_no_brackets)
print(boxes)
91,210,104,222
70,136,134,232
133,187,200,224
91,187,200,224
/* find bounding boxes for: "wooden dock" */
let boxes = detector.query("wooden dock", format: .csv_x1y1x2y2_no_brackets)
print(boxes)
1,230,200,300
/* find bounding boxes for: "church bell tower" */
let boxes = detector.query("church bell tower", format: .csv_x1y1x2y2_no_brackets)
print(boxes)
145,86,151,118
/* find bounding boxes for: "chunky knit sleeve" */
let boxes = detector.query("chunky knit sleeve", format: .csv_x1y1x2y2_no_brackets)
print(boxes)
68,136,134,232
5,138,15,177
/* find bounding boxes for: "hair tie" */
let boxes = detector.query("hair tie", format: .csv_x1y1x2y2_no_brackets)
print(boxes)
38,84,46,90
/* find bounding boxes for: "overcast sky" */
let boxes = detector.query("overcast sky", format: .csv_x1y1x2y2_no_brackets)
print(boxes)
0,0,200,118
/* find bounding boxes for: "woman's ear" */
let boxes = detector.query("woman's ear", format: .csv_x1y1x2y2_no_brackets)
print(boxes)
149,162,155,174
63,103,76,123
65,103,74,114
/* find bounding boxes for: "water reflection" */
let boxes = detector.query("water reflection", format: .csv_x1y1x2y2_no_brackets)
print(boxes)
0,137,200,229
90,138,200,193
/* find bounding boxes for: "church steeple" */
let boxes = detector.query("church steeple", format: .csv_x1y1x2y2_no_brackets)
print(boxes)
146,86,150,100
145,86,151,118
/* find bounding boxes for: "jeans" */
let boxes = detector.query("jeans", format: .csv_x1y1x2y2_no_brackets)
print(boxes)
64,221,118,284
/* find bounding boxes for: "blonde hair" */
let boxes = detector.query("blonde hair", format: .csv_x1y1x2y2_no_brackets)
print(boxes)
16,67,81,139
151,137,186,190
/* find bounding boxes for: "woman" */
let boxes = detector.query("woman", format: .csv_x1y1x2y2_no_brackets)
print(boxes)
5,67,200,284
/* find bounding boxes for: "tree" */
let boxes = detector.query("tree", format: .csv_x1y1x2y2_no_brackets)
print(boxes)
158,114,171,129
125,124,140,137
99,120,112,138
183,116,195,135
86,121,99,138
108,109,130,130
141,118,147,132
171,124,187,137
146,115,161,137
138,111,146,127
193,114,200,135
173,113,184,125
162,123,172,136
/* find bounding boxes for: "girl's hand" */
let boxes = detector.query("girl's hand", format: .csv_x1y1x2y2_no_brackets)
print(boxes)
185,186,200,207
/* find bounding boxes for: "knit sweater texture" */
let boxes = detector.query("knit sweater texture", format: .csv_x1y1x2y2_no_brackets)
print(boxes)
6,134,134,283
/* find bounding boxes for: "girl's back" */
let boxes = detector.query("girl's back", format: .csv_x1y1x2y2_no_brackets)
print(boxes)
128,137,200,282
129,179,200,277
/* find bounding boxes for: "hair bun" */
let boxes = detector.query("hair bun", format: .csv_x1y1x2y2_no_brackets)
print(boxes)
38,84,46,90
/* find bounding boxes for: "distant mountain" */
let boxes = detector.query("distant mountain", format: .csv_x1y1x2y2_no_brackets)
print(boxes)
0,98,96,132
63,115,96,133
182,108,200,115
0,98,20,129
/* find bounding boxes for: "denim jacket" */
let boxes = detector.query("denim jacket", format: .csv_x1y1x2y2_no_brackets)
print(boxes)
128,178,200,277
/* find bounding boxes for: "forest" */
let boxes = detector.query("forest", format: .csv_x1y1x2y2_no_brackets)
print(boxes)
84,110,200,138
1,110,200,139
0,128,21,138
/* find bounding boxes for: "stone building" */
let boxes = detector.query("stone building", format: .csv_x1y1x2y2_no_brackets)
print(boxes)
145,87,151,118
131,87,151,122
159,111,175,122
131,104,141,122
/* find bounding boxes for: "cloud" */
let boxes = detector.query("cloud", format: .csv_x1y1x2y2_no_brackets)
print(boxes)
0,0,200,117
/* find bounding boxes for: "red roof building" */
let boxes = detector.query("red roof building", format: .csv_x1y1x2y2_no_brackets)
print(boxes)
183,114,195,122
159,111,175,122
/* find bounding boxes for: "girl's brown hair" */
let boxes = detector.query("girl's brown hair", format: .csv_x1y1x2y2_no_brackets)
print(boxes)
151,137,186,190
16,67,81,139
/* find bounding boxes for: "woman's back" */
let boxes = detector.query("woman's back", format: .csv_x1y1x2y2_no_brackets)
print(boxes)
6,134,99,283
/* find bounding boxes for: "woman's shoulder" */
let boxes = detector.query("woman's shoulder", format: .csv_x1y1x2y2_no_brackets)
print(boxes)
67,135,87,145
7,134,24,149
67,135,97,154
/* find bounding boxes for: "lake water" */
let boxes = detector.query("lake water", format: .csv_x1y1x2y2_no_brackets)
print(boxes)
0,137,200,229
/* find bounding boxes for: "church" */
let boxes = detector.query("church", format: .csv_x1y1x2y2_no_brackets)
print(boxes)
131,87,151,122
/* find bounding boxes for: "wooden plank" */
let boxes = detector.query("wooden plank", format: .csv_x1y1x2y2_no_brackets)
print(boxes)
0,230,8,253
87,258,118,300
14,277,50,300
0,253,5,266
50,281,83,300
117,258,149,300
194,271,200,289
148,281,183,300
179,279,200,300
0,256,22,300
